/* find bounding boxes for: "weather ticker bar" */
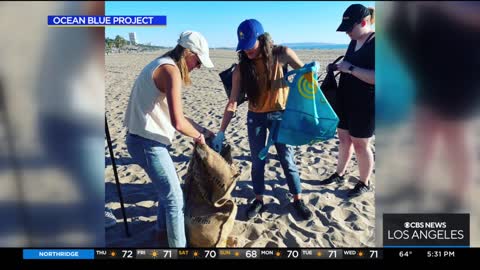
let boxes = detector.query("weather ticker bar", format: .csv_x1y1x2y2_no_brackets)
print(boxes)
91,248,380,260
22,248,480,261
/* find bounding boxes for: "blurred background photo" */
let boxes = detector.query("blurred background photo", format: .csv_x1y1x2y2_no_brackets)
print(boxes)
0,1,105,247
375,1,480,247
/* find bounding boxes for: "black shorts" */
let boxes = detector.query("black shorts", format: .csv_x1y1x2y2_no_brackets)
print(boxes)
335,88,375,138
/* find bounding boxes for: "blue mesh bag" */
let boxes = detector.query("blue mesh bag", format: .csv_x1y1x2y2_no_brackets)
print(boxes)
259,62,339,160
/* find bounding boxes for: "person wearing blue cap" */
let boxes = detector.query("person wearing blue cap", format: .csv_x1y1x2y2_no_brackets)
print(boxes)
211,19,313,220
320,4,375,198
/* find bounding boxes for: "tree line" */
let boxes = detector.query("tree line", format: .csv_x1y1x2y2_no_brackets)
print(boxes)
105,35,128,50
105,35,168,53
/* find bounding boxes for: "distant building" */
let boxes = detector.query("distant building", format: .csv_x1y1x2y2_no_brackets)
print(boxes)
129,32,137,45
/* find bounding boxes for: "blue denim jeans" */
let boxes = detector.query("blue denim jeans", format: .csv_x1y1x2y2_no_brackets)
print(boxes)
126,133,186,247
247,111,302,196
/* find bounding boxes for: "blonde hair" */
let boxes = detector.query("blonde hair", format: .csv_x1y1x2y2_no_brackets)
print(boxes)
367,7,375,25
162,45,192,86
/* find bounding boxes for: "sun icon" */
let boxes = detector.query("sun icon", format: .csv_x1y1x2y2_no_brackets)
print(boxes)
152,251,158,258
304,72,314,83
297,72,318,100
110,251,116,257
275,251,281,257
317,251,322,257
358,251,364,257
234,252,240,257
193,251,199,257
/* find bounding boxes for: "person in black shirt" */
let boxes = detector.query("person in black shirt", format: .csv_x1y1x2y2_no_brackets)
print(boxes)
320,4,375,198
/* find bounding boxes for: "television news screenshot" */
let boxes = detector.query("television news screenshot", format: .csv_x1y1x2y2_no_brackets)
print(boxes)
0,1,479,266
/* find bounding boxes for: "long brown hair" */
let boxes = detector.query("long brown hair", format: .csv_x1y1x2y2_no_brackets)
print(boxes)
162,45,191,86
238,33,285,107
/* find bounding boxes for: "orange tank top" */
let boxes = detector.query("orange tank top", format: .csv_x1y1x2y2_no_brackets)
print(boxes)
248,57,289,113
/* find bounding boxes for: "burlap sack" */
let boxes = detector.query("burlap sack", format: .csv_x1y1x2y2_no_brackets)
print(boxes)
184,143,240,247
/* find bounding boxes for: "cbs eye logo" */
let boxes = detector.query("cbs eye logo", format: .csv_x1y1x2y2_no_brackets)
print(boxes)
404,222,425,229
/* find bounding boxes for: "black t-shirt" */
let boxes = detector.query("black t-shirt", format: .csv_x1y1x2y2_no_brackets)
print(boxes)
338,33,375,106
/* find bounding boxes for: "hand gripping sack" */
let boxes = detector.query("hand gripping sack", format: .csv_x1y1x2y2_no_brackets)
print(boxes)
258,61,339,160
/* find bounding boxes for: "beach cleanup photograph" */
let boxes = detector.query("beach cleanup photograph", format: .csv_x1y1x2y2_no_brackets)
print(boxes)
2,2,480,261
104,1,376,248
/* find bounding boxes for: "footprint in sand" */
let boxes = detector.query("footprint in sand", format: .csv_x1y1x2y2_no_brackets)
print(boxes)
283,230,305,247
314,209,331,227
323,231,340,247
350,222,366,231
308,196,320,206
245,225,263,240
265,240,279,248
320,205,335,220
289,221,318,239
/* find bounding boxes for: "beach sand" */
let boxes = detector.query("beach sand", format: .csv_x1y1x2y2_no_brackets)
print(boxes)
105,49,376,248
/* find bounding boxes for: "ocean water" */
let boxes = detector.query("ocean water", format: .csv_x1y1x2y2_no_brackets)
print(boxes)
213,44,348,51
285,44,348,50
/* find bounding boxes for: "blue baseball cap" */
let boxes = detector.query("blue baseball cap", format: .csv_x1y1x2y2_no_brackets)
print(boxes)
236,19,264,51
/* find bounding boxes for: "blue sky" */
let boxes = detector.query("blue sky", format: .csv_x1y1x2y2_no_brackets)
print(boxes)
106,1,375,47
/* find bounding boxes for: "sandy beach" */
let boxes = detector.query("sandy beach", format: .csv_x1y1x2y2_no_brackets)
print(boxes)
105,49,376,248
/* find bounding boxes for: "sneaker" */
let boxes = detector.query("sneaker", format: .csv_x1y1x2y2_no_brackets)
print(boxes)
105,208,117,229
320,172,345,185
347,182,371,198
246,200,264,219
292,199,312,220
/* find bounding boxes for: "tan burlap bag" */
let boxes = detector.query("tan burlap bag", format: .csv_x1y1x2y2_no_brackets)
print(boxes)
184,143,240,247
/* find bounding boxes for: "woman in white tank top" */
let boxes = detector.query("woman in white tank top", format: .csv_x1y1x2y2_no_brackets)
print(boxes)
123,31,214,247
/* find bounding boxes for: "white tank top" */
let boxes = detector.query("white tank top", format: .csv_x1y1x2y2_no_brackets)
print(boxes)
124,56,177,145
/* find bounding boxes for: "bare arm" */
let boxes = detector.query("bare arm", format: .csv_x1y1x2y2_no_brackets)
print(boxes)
155,64,204,142
186,117,214,138
336,61,375,85
282,47,304,69
351,66,375,85
219,67,241,132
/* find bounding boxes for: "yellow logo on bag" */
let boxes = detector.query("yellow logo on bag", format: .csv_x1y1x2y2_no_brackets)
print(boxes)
297,72,318,100
239,31,244,39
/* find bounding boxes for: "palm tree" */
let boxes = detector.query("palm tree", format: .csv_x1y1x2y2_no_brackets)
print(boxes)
114,35,126,49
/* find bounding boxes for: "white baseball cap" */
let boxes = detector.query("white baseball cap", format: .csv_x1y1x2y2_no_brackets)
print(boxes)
177,31,214,68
